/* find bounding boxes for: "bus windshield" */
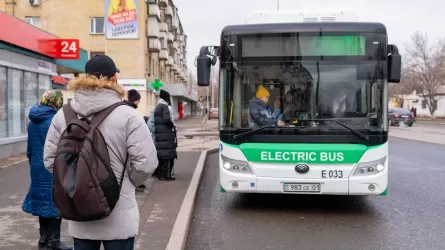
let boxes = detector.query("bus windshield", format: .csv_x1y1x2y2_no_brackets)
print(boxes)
219,61,386,132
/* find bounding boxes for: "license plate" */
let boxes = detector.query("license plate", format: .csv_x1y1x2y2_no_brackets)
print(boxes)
402,115,408,118
283,183,321,193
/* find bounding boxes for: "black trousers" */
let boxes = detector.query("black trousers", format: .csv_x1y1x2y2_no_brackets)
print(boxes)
39,217,62,230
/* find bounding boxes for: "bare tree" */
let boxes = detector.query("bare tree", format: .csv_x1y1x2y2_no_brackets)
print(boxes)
405,32,445,117
388,67,419,107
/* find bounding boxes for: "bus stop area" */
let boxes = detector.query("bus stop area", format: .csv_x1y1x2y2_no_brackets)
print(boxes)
0,116,218,250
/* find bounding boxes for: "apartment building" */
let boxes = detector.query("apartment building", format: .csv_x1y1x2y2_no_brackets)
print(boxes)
0,0,196,117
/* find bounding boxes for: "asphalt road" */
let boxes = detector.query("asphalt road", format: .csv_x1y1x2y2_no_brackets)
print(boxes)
187,138,445,250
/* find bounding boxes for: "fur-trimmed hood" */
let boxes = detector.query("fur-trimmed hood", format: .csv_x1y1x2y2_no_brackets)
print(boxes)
67,76,125,117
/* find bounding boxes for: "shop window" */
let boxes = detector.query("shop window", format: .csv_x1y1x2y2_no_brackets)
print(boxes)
7,68,25,137
38,75,51,100
25,16,41,28
0,66,7,138
24,72,39,131
90,17,105,34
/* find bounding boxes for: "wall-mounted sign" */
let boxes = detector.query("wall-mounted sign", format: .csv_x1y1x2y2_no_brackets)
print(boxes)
37,60,52,73
51,76,69,85
118,79,147,91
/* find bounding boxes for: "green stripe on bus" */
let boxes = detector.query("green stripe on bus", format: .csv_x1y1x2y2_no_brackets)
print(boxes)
239,143,367,164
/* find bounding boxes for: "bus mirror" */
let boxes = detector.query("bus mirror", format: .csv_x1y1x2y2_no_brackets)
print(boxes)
388,45,401,83
197,46,212,86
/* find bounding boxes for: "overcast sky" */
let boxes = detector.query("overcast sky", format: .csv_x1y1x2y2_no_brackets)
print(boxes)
173,0,444,71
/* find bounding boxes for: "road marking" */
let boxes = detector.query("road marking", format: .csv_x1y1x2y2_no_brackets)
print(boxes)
165,147,219,250
389,135,445,145
0,159,27,170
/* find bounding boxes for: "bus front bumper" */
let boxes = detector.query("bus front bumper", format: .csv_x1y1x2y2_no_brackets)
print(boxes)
220,171,387,195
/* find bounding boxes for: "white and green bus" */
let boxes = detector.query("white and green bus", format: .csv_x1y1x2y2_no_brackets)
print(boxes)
196,10,401,195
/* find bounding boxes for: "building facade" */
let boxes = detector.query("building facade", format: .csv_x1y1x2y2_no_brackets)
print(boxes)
0,0,196,117
0,11,88,158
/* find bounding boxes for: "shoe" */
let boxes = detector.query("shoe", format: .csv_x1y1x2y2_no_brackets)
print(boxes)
38,226,48,248
46,228,72,250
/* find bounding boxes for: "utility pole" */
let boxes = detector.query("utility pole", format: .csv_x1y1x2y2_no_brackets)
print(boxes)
277,0,280,10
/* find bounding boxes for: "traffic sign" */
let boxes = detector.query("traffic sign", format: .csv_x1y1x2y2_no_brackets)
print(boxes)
199,96,204,102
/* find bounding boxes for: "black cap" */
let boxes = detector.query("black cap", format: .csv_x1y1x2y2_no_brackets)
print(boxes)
85,54,120,78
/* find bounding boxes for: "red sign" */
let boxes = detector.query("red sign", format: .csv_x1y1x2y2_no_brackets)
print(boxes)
39,39,80,60
51,76,68,85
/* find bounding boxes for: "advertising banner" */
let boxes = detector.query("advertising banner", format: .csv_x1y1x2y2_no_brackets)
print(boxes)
105,0,139,39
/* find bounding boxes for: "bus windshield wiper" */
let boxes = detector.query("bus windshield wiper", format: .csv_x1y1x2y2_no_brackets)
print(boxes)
316,119,369,142
232,125,275,143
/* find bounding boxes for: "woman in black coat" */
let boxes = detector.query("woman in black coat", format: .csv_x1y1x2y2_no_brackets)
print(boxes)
154,89,177,180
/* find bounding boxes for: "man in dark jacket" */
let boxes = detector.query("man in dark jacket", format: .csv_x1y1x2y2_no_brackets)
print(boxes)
124,89,147,191
154,89,177,181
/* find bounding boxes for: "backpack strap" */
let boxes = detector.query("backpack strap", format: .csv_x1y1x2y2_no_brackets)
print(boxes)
63,103,79,124
119,154,129,191
90,102,126,129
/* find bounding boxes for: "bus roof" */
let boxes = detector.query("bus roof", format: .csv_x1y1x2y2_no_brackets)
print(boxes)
221,22,387,36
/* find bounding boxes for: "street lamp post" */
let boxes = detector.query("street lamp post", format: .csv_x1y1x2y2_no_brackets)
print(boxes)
277,0,280,10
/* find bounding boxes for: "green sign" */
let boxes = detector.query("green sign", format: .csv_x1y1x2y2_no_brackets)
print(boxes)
237,143,368,164
151,78,163,91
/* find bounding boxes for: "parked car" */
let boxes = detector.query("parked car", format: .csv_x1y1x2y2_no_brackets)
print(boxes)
388,108,415,126
209,108,219,120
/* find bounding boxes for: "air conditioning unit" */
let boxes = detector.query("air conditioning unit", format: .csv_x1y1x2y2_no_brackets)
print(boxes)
29,0,40,6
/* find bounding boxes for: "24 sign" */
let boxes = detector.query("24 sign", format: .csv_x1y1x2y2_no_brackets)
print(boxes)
39,39,80,60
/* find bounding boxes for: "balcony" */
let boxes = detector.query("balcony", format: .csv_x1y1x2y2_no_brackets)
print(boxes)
148,4,160,21
160,22,168,32
159,0,167,7
148,38,161,52
179,35,184,42
159,49,168,60
165,6,173,16
166,56,174,66
168,32,174,42
147,18,160,38
172,16,178,30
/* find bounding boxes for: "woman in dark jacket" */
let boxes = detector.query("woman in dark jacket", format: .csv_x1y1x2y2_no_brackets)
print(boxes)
22,90,71,250
154,89,177,181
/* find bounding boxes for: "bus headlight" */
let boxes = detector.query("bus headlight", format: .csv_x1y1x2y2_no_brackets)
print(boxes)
353,157,386,176
221,155,253,174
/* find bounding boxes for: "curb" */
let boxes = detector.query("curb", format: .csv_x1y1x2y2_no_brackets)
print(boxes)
165,147,219,250
389,135,445,145
0,159,27,169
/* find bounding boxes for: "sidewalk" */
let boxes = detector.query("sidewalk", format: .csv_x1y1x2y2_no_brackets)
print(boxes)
0,116,219,250
414,117,445,125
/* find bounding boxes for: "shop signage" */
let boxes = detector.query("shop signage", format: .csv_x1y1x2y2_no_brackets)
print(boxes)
51,76,68,85
118,79,147,91
37,60,52,73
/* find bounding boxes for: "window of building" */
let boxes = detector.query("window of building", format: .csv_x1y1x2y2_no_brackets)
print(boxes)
90,51,105,58
7,69,24,137
0,67,7,138
0,66,52,139
160,37,166,49
24,72,38,130
25,16,41,28
90,17,105,34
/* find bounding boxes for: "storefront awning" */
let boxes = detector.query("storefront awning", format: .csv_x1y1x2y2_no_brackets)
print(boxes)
154,83,197,101
0,12,88,74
